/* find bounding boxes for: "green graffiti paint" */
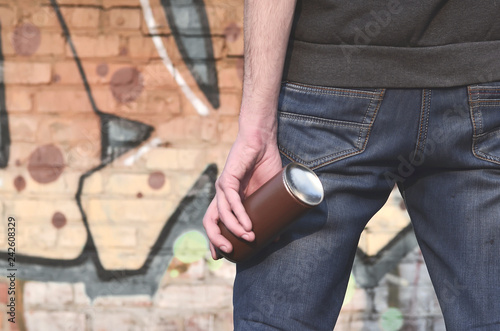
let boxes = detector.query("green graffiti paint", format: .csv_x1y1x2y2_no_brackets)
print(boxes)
380,307,404,331
342,273,356,306
173,231,208,263
207,257,224,271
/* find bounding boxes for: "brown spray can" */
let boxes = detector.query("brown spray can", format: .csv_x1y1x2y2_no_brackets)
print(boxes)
216,162,324,263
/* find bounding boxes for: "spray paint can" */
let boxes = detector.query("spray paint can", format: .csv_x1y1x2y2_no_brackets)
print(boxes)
216,162,324,263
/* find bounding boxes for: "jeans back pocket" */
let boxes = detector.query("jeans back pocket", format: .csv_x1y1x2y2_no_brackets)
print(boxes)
468,82,500,165
277,82,385,169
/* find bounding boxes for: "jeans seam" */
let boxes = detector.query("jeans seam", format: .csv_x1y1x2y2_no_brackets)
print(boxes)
283,81,381,99
414,89,432,157
467,86,500,165
279,112,370,129
310,89,385,170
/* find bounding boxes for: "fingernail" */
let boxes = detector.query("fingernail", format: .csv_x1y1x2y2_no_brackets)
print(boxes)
220,245,229,253
241,234,250,241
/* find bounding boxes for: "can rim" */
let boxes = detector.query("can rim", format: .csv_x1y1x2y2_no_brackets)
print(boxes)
283,162,324,206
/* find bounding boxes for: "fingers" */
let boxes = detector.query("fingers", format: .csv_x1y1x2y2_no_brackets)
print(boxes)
215,177,255,241
203,198,233,259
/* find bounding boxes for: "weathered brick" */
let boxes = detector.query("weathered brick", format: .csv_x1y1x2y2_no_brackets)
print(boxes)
8,115,38,142
52,61,88,85
91,225,137,248
139,4,171,35
6,89,33,112
56,224,88,250
59,7,100,29
4,62,52,85
92,246,152,270
23,282,48,307
140,90,181,115
79,171,103,194
24,311,86,331
155,117,205,143
31,6,60,28
201,117,218,142
35,32,66,56
128,35,161,59
84,198,175,223
108,8,142,29
155,284,233,310
218,117,238,143
93,295,152,307
214,312,234,331
0,7,16,28
226,30,244,56
185,314,214,331
67,34,120,58
218,66,243,91
45,282,74,306
217,92,242,116
73,283,91,306
102,0,142,8
104,172,171,196
35,88,94,113
92,310,152,331
149,313,184,331
145,148,180,170
17,224,57,250
141,61,176,88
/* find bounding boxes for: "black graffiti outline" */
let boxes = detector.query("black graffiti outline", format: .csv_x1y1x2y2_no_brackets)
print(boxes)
0,22,11,168
353,224,418,288
0,1,215,298
161,0,220,109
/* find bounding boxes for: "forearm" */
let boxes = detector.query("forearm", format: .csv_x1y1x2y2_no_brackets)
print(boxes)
240,0,297,134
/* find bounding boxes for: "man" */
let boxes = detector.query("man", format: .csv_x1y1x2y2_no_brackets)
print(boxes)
203,0,500,330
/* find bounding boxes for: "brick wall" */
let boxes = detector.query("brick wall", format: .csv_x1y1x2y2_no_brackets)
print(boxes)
0,1,444,330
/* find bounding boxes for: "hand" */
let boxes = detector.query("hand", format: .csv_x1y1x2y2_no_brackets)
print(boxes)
203,125,282,259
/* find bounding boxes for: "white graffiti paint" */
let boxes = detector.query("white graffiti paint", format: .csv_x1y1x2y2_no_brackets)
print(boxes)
122,137,162,166
139,0,210,116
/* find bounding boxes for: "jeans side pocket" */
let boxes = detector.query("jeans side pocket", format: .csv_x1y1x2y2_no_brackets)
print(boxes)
468,83,500,165
277,82,385,169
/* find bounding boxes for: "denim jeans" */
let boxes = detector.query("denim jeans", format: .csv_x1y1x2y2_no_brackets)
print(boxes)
233,81,500,330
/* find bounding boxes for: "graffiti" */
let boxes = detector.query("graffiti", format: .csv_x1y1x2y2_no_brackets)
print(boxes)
49,0,154,165
0,22,10,168
140,0,219,116
353,224,418,288
161,0,220,109
0,1,443,330
0,164,216,299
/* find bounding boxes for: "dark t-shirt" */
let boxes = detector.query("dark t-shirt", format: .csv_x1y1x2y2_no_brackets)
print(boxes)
283,0,500,87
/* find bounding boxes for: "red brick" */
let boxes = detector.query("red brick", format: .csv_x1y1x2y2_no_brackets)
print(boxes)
0,7,16,28
66,34,120,58
102,0,142,8
128,35,161,59
139,90,181,115
35,87,94,113
36,32,66,56
6,89,33,112
218,116,239,143
31,6,60,28
107,8,142,29
4,62,52,85
218,65,243,91
3,29,64,57
59,7,100,28
8,115,39,142
141,61,176,88
139,4,171,35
